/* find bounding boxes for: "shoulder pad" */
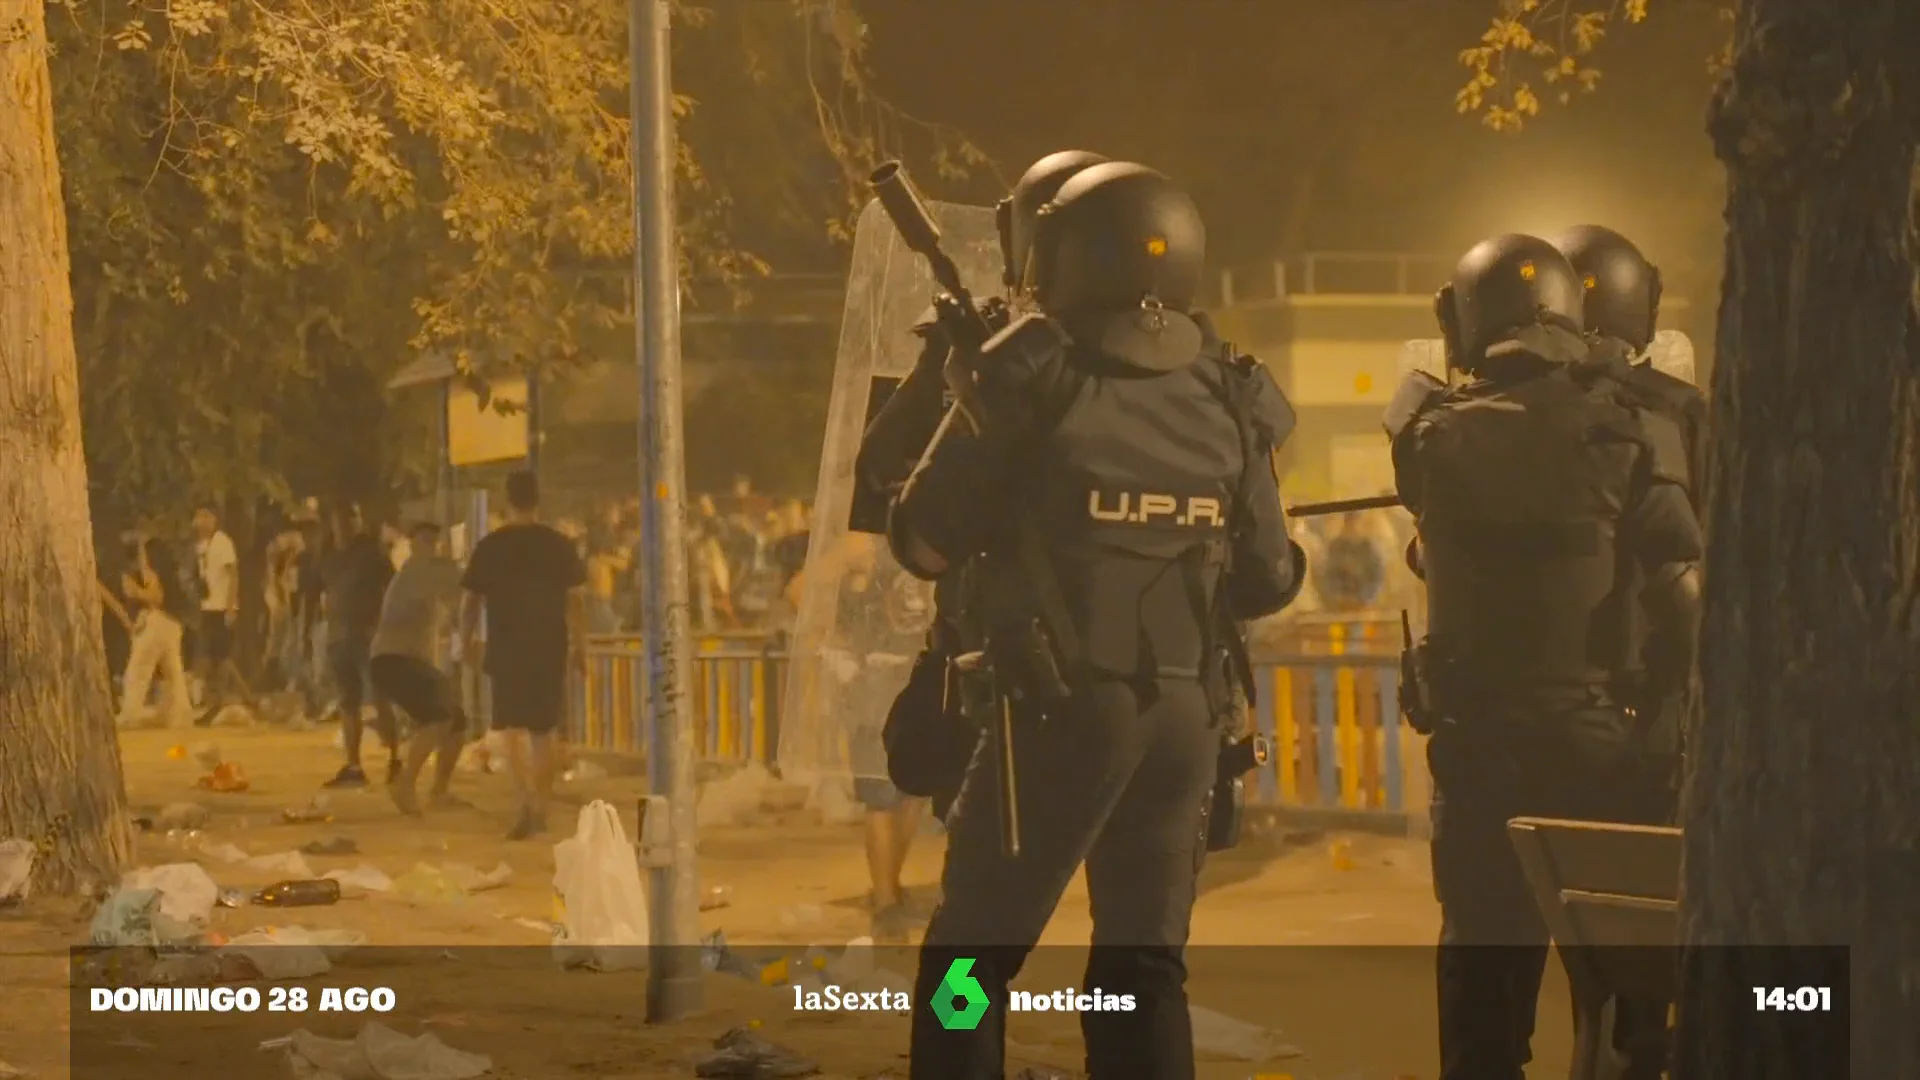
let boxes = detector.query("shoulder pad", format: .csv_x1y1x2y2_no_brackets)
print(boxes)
1382,369,1448,441
978,313,1070,392
1622,362,1706,413
1637,408,1690,487
1226,353,1297,449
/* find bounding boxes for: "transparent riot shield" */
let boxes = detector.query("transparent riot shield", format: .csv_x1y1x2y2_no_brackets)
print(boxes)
1401,333,1698,387
778,198,1002,786
1645,329,1697,385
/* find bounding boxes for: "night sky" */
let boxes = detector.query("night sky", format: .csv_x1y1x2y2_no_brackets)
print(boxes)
857,0,1729,277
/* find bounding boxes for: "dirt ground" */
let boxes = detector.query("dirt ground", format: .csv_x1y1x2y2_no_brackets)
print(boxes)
0,725,1585,1079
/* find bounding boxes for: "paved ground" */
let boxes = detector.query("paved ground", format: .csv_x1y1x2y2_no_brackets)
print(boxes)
0,724,1585,1078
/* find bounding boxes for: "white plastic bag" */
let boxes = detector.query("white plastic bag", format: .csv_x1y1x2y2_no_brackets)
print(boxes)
121,863,219,925
551,800,649,970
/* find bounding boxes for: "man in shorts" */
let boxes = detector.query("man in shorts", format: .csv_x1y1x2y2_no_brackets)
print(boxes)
460,471,586,840
319,503,400,787
831,535,930,938
369,522,469,815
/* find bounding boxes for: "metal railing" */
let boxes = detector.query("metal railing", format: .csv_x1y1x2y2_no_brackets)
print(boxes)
564,623,1428,827
1201,253,1455,307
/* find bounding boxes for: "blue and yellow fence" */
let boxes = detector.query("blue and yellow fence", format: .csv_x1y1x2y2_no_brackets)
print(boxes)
568,623,1429,826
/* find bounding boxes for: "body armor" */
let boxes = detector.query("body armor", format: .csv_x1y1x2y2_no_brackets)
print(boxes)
1406,363,1653,691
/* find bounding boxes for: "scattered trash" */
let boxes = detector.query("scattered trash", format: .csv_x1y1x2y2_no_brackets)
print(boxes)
89,888,198,946
698,762,779,828
0,839,35,904
0,1058,27,1078
196,762,249,793
165,744,188,761
246,851,317,878
122,863,220,925
1188,1004,1302,1063
252,878,342,907
282,796,332,825
190,743,224,770
201,842,250,864
1328,837,1354,872
224,926,364,980
511,917,558,936
300,836,358,856
148,951,225,984
1332,911,1375,922
778,904,824,930
323,864,394,893
267,1023,491,1080
156,802,211,830
217,888,246,908
552,800,649,970
702,884,734,911
390,861,511,902
561,758,607,783
694,1026,819,1079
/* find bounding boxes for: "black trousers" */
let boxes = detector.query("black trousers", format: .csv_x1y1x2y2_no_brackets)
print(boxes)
908,678,1217,1080
1427,707,1674,1080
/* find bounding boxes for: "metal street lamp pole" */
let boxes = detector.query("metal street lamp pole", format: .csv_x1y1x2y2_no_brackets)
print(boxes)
630,0,702,1022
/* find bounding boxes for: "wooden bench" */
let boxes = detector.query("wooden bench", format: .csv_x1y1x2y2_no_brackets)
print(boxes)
1507,817,1683,1080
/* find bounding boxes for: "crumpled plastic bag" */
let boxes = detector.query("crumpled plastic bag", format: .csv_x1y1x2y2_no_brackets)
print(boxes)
275,1022,491,1080
90,888,199,946
246,851,316,877
389,862,510,902
1188,1004,1302,1063
697,762,777,828
121,863,219,925
200,842,251,864
324,864,394,892
0,839,34,904
223,926,364,980
156,801,211,830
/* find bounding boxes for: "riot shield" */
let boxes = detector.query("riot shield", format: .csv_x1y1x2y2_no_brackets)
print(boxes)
1402,333,1697,385
778,198,1002,786
1398,339,1447,383
1645,329,1697,385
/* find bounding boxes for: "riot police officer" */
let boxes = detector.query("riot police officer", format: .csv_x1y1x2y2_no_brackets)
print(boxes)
1389,234,1701,1080
889,163,1303,1080
854,150,1112,827
1554,224,1708,513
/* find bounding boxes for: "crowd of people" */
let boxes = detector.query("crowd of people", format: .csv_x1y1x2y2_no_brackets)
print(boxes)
556,475,813,637
98,471,810,838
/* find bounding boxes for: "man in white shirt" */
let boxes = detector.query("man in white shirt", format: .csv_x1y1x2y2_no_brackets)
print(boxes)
193,505,249,725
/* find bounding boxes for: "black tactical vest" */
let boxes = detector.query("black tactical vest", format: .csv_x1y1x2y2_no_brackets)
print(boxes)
1410,364,1646,690
1016,337,1250,683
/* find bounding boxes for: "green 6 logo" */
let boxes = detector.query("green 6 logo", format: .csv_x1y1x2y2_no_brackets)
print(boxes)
931,957,990,1030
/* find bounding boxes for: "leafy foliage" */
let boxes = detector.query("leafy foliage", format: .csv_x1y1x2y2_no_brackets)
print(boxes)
46,0,981,527
1457,0,1733,130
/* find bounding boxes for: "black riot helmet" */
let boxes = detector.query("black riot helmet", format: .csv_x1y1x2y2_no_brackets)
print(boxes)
997,150,1110,289
1027,162,1206,315
1553,224,1662,351
1435,233,1584,374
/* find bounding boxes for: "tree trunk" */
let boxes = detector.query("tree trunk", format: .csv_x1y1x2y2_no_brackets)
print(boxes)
1677,2,1920,1076
0,0,133,893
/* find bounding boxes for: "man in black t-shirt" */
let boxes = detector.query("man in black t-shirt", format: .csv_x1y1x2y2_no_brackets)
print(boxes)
460,470,586,840
319,503,399,788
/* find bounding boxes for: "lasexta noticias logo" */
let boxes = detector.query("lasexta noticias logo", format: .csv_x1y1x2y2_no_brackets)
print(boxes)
930,957,990,1030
